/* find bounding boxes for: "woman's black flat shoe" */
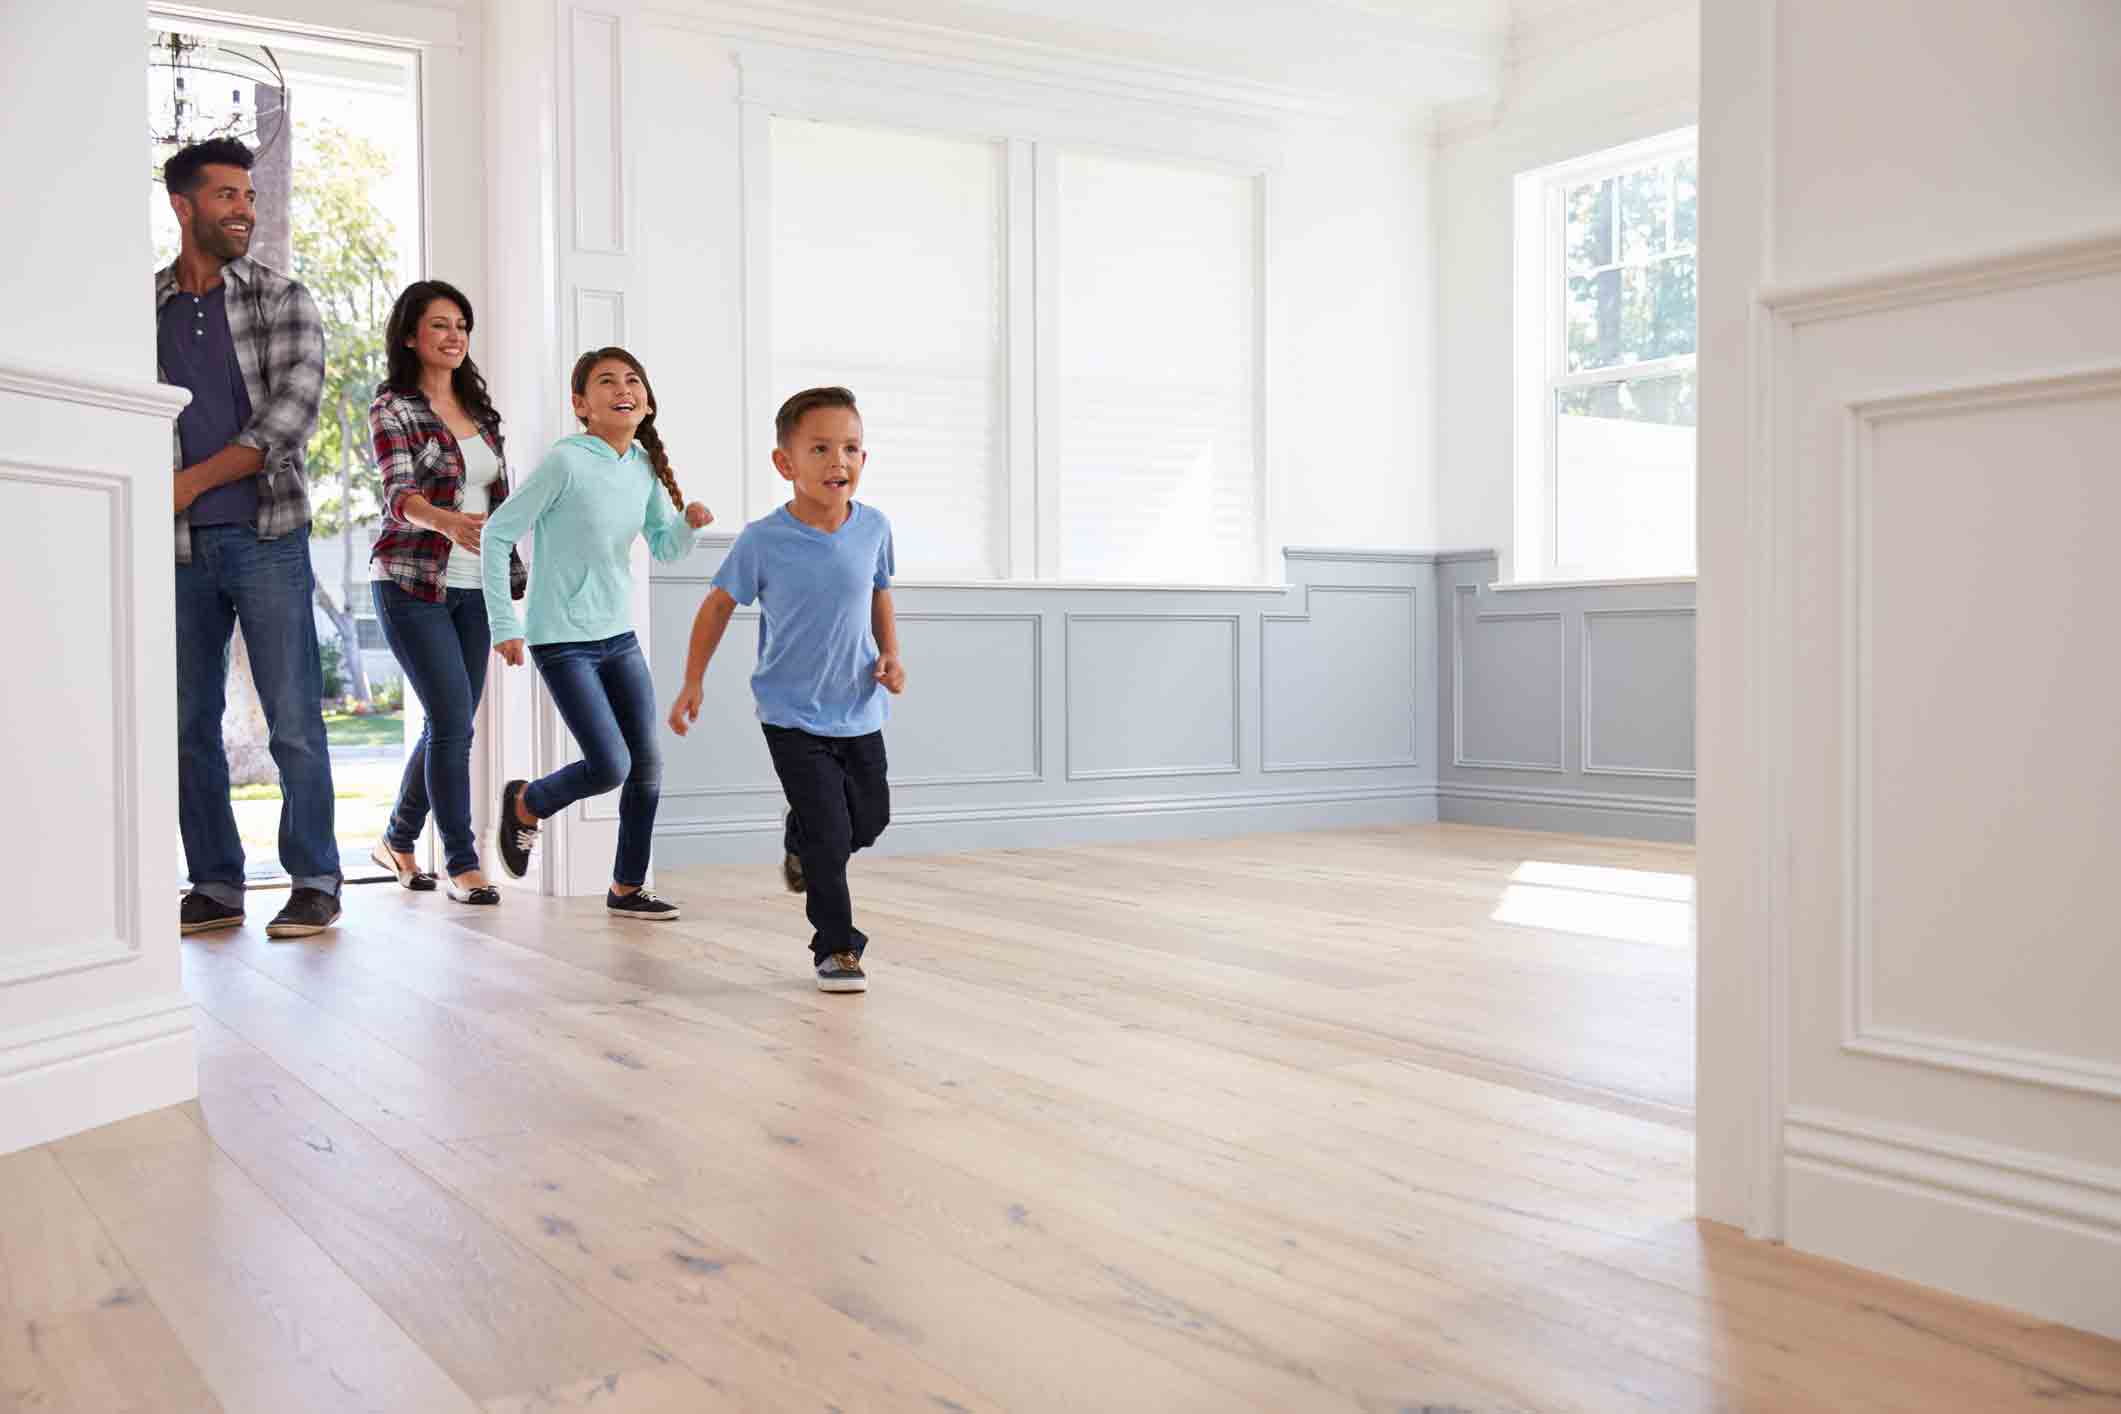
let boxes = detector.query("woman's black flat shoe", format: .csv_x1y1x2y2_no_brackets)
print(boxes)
447,882,501,906
371,839,438,891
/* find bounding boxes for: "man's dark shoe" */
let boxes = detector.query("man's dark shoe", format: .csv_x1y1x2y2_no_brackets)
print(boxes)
496,779,538,880
606,888,680,921
264,887,341,940
180,892,244,935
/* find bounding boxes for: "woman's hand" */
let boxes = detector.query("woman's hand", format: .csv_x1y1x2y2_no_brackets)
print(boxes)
684,502,714,530
444,510,485,554
496,638,525,667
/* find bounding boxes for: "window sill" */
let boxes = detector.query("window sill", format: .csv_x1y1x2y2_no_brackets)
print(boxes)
894,578,1292,595
1487,575,1697,593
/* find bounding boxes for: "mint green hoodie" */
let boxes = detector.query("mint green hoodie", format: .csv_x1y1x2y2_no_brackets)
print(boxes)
480,433,701,647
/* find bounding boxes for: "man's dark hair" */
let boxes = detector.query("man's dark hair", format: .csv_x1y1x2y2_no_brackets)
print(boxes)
163,138,256,197
775,386,860,447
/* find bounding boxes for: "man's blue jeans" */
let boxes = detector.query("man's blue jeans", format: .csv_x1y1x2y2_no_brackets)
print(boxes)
526,632,661,888
176,524,341,904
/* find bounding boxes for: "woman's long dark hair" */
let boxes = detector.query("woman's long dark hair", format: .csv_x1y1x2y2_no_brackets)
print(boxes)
383,279,500,433
571,346,684,513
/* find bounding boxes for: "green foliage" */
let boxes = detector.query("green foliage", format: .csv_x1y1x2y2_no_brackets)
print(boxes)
371,676,406,713
319,634,348,697
291,119,401,538
1561,154,1697,393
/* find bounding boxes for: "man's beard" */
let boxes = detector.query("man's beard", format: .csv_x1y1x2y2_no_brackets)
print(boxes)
191,212,252,262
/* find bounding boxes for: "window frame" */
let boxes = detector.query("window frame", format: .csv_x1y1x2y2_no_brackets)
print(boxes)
746,103,1272,586
1514,127,1698,585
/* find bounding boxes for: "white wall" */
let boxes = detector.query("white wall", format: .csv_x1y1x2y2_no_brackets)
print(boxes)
627,15,1439,563
0,0,194,1155
1699,0,2121,1339
1432,0,1699,574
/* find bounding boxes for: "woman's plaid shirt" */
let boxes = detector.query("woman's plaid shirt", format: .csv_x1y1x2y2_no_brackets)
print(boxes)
368,386,528,602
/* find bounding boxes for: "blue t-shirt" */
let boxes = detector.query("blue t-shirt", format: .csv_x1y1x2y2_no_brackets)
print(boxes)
157,284,259,528
712,502,895,737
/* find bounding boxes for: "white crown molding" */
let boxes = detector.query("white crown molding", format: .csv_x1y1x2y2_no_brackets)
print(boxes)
1784,1107,2121,1239
0,360,191,421
1506,0,1697,63
646,0,1441,125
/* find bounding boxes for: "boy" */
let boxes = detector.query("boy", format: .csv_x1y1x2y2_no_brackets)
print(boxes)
667,386,904,993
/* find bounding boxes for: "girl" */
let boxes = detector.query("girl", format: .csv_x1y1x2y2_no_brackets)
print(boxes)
482,347,712,918
367,279,526,906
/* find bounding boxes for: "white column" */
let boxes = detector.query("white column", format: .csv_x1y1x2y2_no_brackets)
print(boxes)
0,0,195,1155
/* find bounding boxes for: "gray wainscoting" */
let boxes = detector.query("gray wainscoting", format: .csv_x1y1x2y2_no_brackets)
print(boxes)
647,542,1693,866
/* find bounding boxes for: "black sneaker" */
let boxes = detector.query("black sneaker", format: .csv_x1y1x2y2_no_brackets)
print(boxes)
781,808,805,893
816,951,867,993
179,892,244,935
607,888,679,921
496,779,538,880
264,887,341,939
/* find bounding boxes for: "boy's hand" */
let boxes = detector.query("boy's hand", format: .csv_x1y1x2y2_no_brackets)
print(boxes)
684,501,714,529
496,638,525,667
668,681,704,735
874,655,906,694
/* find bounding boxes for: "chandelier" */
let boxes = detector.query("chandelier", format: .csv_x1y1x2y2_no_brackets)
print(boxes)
148,29,288,172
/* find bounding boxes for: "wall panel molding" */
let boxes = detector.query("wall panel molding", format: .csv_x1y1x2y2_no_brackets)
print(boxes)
570,8,628,255
891,610,1044,787
1839,363,2121,1099
1063,613,1242,781
574,287,628,351
1450,584,1565,772
1581,605,1697,780
1261,584,1418,772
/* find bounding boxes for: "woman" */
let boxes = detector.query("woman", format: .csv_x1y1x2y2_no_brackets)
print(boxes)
365,279,526,905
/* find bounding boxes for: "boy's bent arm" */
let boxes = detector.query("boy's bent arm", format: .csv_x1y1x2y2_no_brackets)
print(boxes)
871,588,906,694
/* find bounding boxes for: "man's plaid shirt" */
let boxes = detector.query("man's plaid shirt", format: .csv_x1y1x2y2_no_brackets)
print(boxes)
368,386,528,603
156,257,326,564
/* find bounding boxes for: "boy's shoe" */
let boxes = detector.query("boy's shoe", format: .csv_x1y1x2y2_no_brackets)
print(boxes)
781,808,805,893
816,951,867,993
180,892,244,935
265,887,341,939
607,888,679,921
496,780,538,880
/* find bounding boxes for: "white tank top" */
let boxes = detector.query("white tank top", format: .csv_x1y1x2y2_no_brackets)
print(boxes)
444,434,502,590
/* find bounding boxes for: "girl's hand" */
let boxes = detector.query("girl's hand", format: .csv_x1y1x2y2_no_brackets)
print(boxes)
446,511,485,554
496,638,525,667
874,655,906,694
684,501,714,530
667,681,704,736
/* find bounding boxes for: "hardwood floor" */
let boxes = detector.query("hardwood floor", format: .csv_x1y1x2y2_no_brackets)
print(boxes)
5,825,2117,1412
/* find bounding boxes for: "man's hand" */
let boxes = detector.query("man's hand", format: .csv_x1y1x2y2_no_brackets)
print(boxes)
173,468,201,515
668,681,704,736
874,654,906,695
684,502,714,530
444,511,485,554
496,638,525,667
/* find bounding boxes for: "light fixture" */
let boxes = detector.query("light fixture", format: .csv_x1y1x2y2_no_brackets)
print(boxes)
148,29,288,177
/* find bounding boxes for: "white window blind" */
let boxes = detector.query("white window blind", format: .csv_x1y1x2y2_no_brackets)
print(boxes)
770,118,1006,578
1052,151,1260,583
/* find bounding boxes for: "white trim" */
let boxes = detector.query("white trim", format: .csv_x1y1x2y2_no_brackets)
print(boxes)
0,994,195,1083
1284,546,1493,565
1436,781,1694,820
644,0,1424,126
1580,606,1696,780
1759,227,2121,324
1783,1107,2121,1239
150,0,460,53
0,361,193,420
1490,574,1696,592
1838,363,2121,1101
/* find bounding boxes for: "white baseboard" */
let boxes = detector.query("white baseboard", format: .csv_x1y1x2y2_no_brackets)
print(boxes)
1783,1107,2121,1340
1438,781,1695,842
658,783,1441,867
0,992,198,1157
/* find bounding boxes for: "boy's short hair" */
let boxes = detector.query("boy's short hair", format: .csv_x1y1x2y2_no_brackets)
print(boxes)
775,386,859,447
163,138,256,196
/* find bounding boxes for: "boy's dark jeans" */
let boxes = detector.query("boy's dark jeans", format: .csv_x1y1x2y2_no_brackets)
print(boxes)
763,725,889,963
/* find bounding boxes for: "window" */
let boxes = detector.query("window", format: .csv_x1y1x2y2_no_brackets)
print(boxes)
770,119,1006,579
764,118,1264,583
1515,130,1697,581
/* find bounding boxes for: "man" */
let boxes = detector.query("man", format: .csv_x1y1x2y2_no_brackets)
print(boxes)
158,137,340,938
